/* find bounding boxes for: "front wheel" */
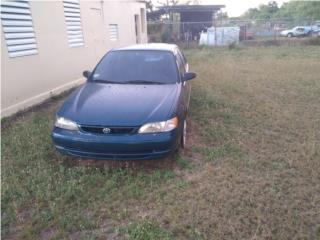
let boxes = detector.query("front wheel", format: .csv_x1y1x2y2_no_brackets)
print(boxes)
181,119,187,148
287,33,293,38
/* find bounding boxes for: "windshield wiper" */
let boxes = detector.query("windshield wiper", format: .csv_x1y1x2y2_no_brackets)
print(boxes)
93,79,124,84
123,80,164,84
93,79,165,84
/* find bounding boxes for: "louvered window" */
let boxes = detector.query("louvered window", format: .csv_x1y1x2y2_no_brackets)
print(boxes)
109,24,118,41
1,0,38,58
63,0,84,48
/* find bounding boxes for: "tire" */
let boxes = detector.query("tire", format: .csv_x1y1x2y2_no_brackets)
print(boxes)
181,119,187,149
287,33,293,38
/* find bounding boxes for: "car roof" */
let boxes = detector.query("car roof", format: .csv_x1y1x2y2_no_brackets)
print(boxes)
112,43,178,53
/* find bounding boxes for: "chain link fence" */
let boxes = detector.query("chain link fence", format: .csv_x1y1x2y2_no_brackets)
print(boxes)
148,18,320,48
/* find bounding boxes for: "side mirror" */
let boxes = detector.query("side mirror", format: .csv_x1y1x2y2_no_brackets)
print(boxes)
183,72,197,81
83,70,91,79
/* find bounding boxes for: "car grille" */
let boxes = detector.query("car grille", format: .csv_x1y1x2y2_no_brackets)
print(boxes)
80,126,137,135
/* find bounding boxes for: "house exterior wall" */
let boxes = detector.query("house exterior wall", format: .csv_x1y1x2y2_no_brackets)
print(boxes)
1,0,147,117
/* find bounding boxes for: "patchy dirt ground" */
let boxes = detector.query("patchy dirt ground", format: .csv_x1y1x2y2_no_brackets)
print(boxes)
2,45,320,239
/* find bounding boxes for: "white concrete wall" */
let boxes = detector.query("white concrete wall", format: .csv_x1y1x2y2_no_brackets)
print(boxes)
1,0,147,117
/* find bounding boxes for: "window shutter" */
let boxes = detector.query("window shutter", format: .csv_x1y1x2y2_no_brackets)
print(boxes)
1,0,38,58
63,0,84,48
109,24,118,41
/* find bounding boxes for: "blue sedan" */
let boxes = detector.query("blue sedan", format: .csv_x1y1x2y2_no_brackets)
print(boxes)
52,43,196,160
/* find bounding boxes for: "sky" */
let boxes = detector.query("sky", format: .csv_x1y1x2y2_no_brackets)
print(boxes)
154,0,289,17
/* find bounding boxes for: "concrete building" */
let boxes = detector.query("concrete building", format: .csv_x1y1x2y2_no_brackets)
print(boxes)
1,0,147,117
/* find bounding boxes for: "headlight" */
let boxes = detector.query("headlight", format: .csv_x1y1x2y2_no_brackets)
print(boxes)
54,116,79,131
138,117,178,134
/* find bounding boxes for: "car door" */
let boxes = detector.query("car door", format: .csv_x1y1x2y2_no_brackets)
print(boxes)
295,27,305,36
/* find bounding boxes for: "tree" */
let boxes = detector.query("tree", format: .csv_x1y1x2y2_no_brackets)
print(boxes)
157,0,180,6
146,0,154,13
185,0,202,4
275,1,320,19
242,7,262,19
241,0,320,20
216,11,228,20
268,1,279,14
242,1,279,19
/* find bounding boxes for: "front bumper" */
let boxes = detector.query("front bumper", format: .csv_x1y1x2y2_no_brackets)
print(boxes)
51,127,180,160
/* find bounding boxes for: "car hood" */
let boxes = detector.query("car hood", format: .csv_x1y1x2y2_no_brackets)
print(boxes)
58,82,180,126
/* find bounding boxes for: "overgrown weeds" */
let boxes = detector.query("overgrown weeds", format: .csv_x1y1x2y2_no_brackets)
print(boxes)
2,45,320,239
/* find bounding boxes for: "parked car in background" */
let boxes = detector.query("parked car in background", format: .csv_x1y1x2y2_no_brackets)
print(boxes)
52,44,197,160
310,21,320,36
239,26,253,41
280,26,312,38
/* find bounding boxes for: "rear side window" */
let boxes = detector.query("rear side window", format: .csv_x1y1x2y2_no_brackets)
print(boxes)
93,50,179,84
178,50,187,65
176,52,186,75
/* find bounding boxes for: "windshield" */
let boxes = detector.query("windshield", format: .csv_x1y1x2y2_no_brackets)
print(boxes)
92,50,179,84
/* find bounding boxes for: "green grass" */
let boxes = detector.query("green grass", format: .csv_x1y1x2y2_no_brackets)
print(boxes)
2,45,320,239
121,220,171,240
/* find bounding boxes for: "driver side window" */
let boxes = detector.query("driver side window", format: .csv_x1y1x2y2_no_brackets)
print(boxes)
176,51,186,77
